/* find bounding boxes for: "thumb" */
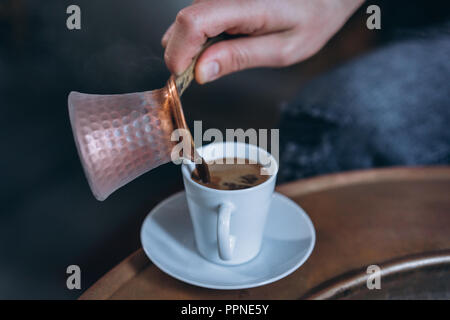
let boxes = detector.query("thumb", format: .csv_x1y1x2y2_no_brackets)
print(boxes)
195,33,295,84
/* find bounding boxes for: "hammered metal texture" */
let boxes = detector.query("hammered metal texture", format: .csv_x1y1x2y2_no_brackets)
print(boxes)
68,89,177,201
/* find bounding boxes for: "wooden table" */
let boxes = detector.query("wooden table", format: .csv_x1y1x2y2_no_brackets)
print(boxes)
80,166,450,300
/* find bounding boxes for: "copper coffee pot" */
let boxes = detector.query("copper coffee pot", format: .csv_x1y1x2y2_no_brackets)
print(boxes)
68,37,224,200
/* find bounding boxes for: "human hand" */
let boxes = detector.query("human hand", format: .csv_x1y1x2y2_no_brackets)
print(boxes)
162,0,364,84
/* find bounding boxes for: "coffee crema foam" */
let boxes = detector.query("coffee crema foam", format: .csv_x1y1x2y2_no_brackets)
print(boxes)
191,157,270,190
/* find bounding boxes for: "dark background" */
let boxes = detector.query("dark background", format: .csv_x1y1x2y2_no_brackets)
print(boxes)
0,0,447,299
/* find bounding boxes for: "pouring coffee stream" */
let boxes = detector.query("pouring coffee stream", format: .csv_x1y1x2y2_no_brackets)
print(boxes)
68,36,232,200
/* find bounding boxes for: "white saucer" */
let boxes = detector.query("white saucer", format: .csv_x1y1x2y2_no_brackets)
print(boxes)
140,191,316,290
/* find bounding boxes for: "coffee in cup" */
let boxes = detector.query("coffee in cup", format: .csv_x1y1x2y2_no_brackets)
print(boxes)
191,157,269,190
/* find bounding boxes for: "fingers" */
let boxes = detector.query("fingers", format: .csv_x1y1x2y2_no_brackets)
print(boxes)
161,0,365,81
164,0,276,75
195,31,299,84
161,23,174,48
162,0,209,48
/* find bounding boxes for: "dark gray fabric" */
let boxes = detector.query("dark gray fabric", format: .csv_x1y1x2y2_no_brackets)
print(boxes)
278,25,450,182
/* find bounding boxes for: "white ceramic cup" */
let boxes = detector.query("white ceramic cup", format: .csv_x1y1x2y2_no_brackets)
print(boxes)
181,141,278,265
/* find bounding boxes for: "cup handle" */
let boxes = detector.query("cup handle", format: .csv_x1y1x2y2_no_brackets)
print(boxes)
217,202,236,261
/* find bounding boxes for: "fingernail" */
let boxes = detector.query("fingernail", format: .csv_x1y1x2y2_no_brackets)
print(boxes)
199,61,219,83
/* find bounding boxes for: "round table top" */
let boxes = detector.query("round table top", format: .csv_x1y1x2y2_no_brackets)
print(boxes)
80,166,450,300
